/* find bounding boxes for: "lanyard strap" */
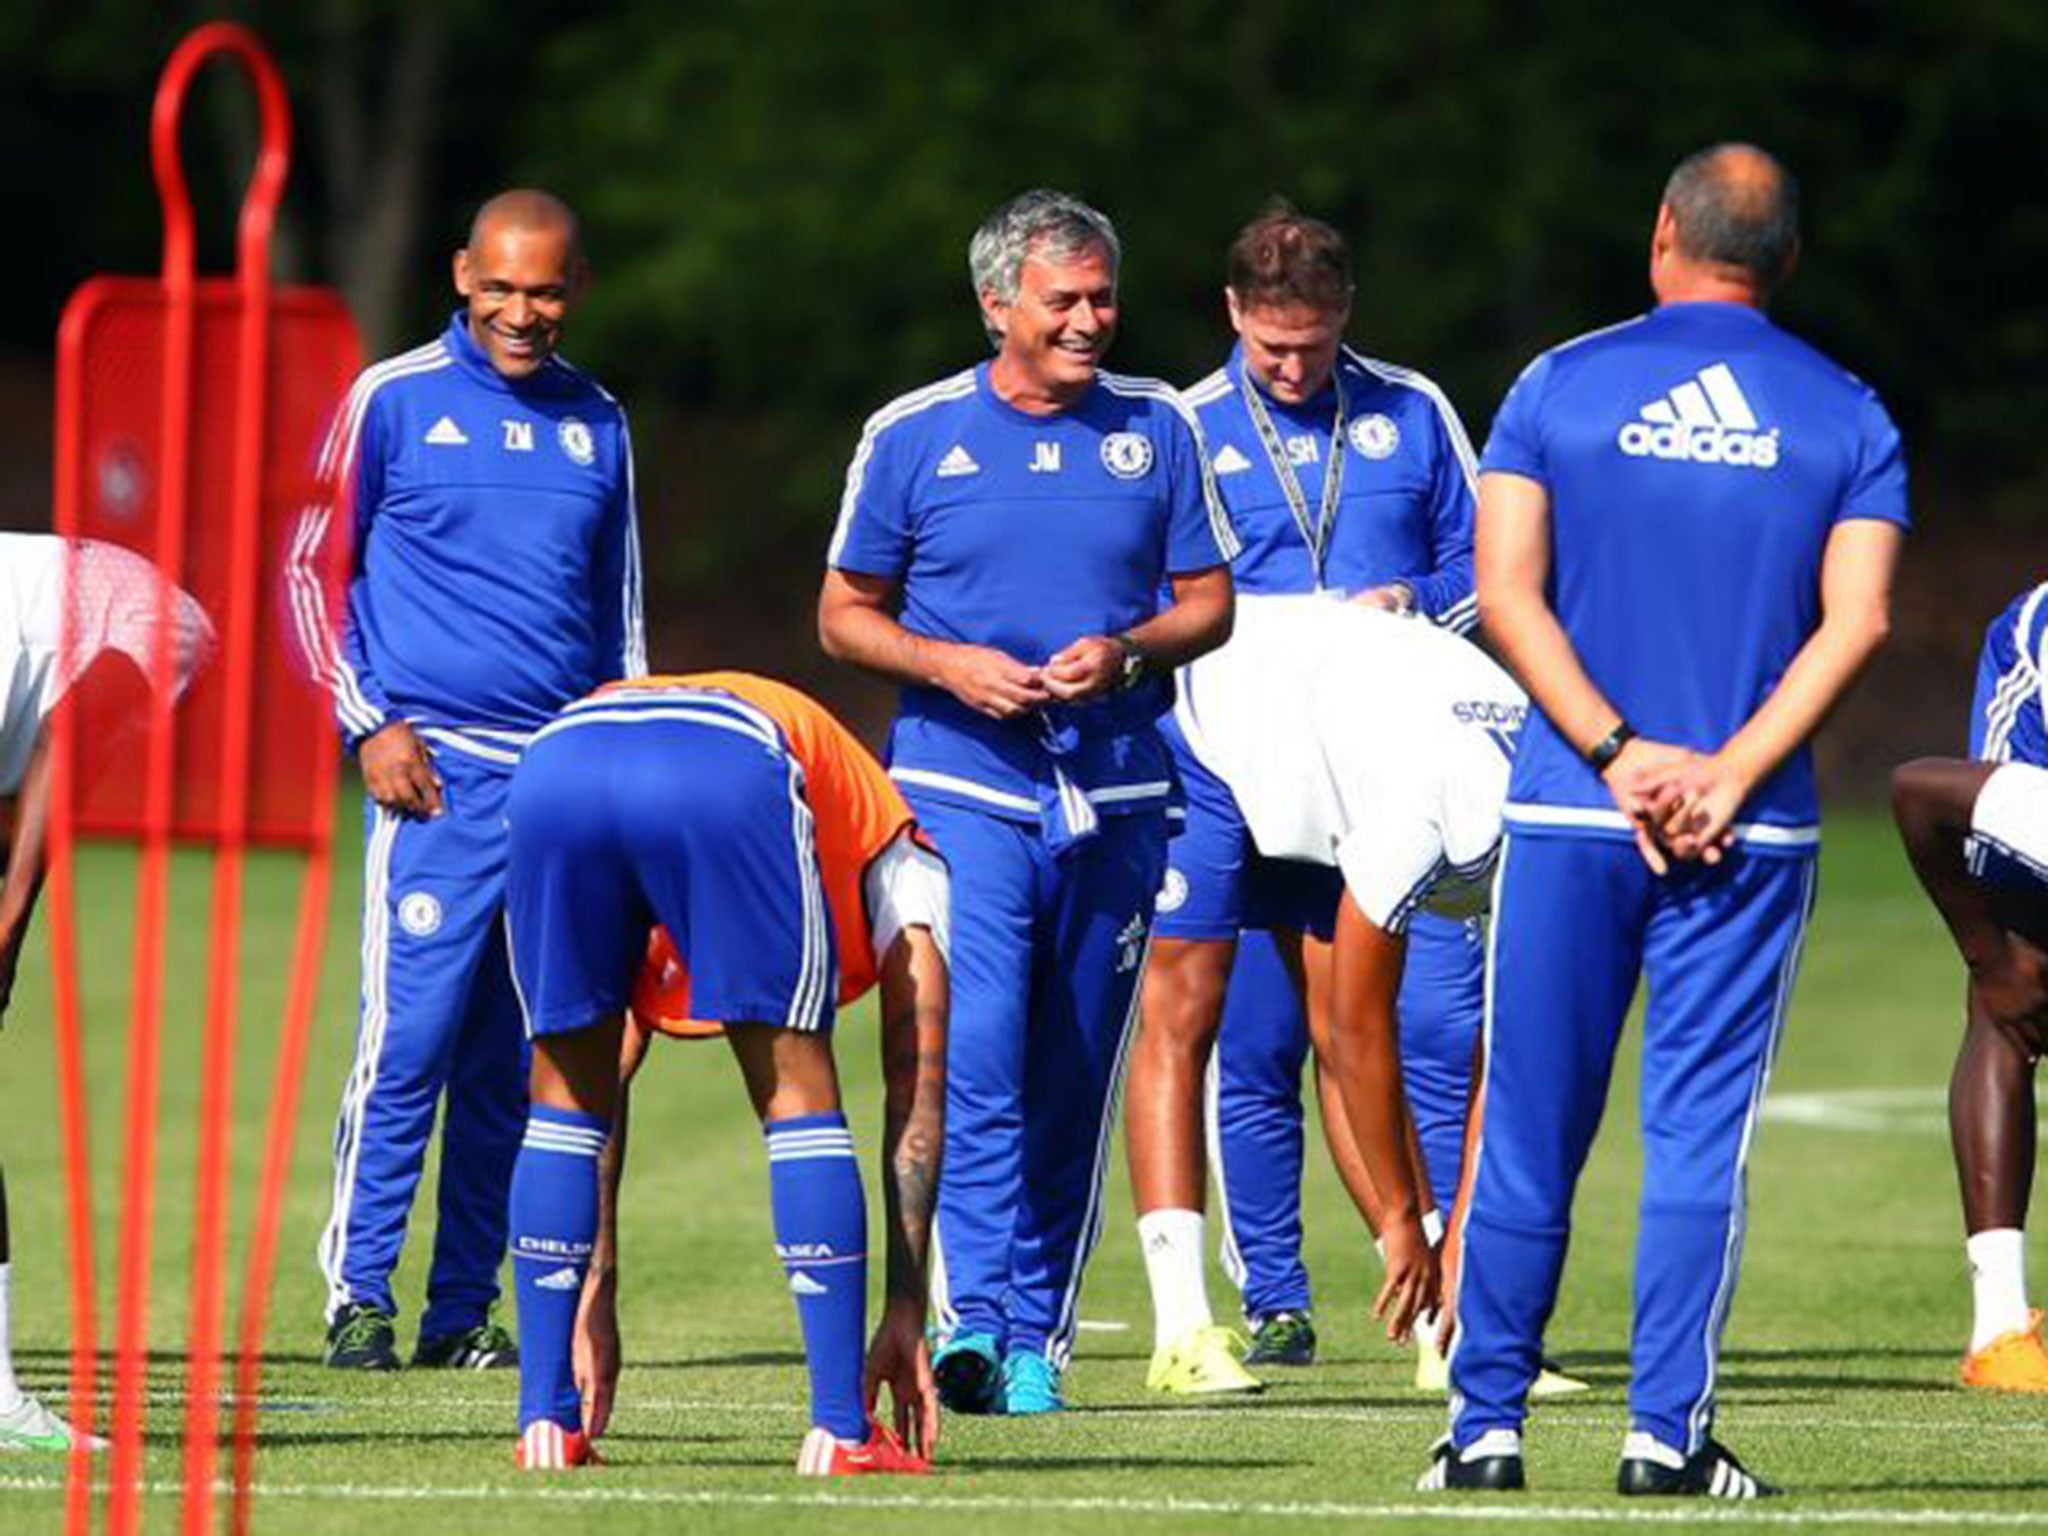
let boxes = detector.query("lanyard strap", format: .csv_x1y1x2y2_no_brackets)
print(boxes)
1240,366,1348,586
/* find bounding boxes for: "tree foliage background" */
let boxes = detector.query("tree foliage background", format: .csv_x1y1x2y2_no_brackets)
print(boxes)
6,0,2045,758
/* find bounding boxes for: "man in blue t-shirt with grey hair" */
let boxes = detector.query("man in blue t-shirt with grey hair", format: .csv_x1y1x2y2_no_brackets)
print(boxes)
820,188,1236,1415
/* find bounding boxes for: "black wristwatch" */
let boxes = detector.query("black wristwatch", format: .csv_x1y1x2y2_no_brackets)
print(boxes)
1113,631,1148,691
1587,720,1636,772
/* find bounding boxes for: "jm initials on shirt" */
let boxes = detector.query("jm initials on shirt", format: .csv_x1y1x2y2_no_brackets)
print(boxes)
502,419,535,452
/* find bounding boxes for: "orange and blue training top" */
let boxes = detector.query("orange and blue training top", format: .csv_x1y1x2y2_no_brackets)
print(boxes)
602,671,918,1037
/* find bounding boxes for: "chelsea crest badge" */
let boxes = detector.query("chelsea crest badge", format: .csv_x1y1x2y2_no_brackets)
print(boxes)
1348,413,1400,460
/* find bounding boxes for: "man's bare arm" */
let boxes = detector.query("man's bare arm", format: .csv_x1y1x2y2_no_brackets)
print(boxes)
1893,759,2006,966
0,722,52,1019
1043,565,1234,703
1666,519,1901,857
1476,470,1694,870
1320,895,1438,1341
1892,757,2048,1050
876,928,946,1305
819,569,1048,721
864,925,947,1456
573,1017,652,1438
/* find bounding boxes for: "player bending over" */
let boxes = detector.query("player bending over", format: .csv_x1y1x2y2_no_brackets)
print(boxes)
503,673,947,1472
0,535,211,1451
1893,755,2048,1390
1131,595,1527,1384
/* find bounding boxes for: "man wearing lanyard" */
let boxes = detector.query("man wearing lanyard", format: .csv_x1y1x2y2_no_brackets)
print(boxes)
1125,204,1484,1392
820,189,1236,1415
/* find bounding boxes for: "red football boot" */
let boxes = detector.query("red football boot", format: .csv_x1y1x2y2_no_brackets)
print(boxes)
795,1420,931,1476
516,1420,600,1470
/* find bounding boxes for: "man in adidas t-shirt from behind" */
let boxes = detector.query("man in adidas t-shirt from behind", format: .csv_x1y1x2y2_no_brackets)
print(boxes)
1422,144,1905,1499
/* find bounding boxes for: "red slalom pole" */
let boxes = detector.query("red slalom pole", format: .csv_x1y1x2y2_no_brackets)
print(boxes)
51,23,355,1529
150,27,294,1536
105,55,198,1536
46,396,100,1534
229,789,333,1536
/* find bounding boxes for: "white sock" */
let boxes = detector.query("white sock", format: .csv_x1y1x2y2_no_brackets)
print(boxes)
1622,1430,1685,1469
1967,1228,2031,1352
0,1264,19,1410
1416,1308,1443,1354
1139,1208,1212,1350
1463,1427,1521,1461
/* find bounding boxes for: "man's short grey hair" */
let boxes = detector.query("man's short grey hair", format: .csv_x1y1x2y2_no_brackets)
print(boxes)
1663,143,1800,288
969,189,1121,310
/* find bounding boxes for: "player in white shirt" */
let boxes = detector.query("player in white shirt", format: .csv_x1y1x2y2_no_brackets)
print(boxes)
1155,594,1528,1343
0,534,213,1451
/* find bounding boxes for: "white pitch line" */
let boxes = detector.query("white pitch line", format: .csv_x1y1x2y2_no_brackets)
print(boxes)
47,1392,2024,1436
2,1475,2046,1528
1761,1084,2048,1135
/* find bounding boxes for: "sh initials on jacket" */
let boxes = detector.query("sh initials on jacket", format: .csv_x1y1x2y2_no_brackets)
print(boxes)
1029,441,1062,474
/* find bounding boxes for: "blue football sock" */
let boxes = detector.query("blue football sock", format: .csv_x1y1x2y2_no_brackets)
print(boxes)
510,1104,609,1433
765,1112,869,1441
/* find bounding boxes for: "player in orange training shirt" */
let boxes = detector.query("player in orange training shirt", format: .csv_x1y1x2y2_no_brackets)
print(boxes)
504,673,948,1473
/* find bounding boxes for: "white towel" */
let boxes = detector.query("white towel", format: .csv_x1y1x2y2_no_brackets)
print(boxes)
1176,595,1525,928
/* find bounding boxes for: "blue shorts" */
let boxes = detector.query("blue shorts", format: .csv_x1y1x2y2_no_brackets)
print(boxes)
505,694,837,1038
1154,712,1341,941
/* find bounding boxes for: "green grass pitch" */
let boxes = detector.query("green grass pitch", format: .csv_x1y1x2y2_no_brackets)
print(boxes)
0,802,2044,1533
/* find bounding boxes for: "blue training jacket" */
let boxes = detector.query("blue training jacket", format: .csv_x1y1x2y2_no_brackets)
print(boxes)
297,313,645,760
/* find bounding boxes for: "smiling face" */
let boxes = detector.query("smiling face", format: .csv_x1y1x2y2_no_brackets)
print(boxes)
1228,291,1348,407
452,216,582,380
982,241,1118,411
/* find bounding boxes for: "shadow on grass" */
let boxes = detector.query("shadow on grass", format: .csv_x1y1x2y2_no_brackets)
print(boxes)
16,1347,354,1369
1072,1395,1431,1413
1561,1346,1956,1366
634,1350,809,1370
1542,1345,1954,1393
258,1427,752,1452
927,1454,1305,1474
672,1453,1304,1474
1811,1477,2048,1495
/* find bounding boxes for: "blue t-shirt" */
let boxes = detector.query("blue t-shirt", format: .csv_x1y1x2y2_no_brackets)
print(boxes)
1971,583,2048,766
828,362,1236,821
1967,584,2048,888
316,313,645,756
1481,301,1908,846
1184,344,1475,628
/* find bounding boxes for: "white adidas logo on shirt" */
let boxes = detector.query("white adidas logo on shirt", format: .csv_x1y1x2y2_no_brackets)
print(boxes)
1213,444,1253,475
424,415,468,447
1617,362,1780,469
935,444,980,478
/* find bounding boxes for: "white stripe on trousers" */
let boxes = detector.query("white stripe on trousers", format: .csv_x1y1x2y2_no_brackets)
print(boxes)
783,756,832,1032
319,805,401,1316
928,1220,958,1338
1048,930,1151,1369
1204,1050,1251,1295
1684,856,1817,1453
1444,831,1516,1431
